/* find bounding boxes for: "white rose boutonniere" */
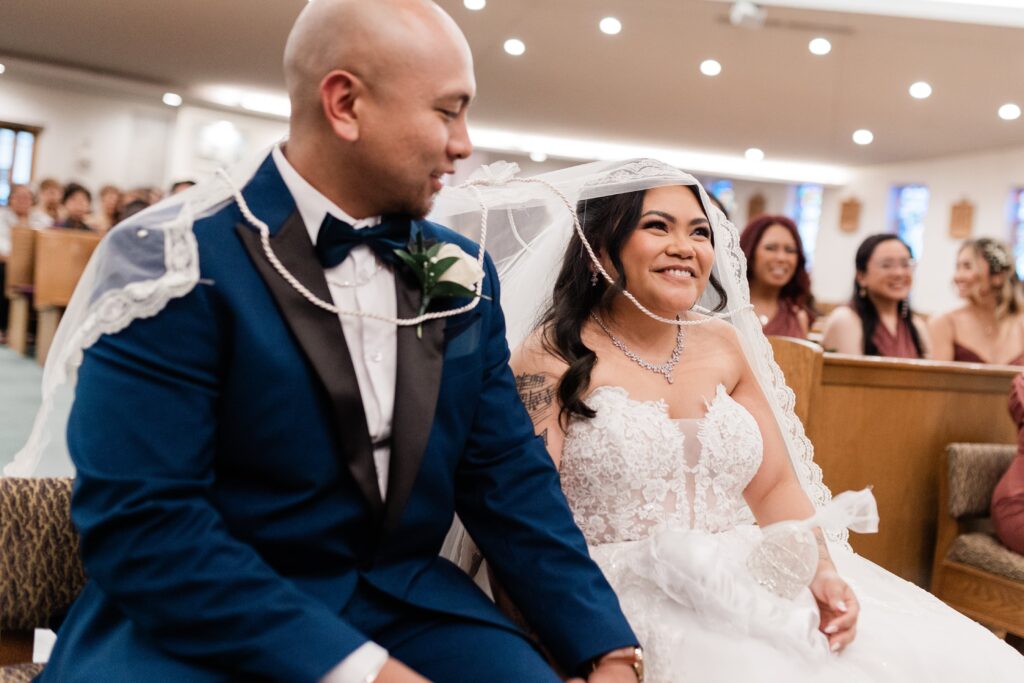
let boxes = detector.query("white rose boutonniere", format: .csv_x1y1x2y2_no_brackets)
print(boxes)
395,233,488,337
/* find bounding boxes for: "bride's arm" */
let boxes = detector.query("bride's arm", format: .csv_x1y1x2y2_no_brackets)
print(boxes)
509,329,569,467
724,327,860,652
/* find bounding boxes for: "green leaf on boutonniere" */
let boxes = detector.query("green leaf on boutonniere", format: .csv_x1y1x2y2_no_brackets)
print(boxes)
394,249,425,284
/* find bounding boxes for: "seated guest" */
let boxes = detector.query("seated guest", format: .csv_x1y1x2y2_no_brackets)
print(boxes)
90,184,122,233
1,184,52,232
929,238,1024,365
740,215,815,338
37,177,64,222
120,198,150,220
54,183,95,231
170,179,196,195
994,372,1024,555
822,234,929,358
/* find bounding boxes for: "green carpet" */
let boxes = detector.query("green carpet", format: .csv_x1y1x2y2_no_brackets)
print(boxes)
0,345,42,471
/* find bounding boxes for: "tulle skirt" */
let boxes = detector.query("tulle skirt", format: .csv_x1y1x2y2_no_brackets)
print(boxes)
590,525,1024,682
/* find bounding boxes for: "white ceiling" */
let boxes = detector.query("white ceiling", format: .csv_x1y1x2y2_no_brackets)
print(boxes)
2,0,1023,171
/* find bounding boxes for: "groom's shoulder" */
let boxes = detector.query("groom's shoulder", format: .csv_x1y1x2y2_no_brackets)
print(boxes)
192,200,244,243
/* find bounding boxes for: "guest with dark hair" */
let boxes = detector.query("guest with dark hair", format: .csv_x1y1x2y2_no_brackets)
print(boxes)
37,177,64,222
55,183,95,231
821,234,928,358
170,179,197,195
120,198,151,220
995,372,1024,555
740,215,815,338
929,238,1024,365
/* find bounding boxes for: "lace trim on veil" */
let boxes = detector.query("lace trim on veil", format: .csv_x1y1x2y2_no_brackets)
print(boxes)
4,194,205,476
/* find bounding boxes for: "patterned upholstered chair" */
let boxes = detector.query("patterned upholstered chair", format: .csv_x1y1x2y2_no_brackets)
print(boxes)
0,478,86,680
931,444,1024,638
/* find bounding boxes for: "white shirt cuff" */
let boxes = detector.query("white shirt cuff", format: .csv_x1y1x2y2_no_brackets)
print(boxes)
320,641,389,683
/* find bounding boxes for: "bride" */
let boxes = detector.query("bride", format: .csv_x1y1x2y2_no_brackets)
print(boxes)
434,159,1024,682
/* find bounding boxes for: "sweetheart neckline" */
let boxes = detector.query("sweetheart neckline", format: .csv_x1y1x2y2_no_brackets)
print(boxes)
585,383,736,422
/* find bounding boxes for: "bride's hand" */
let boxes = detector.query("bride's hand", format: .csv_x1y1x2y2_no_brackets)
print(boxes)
810,567,859,653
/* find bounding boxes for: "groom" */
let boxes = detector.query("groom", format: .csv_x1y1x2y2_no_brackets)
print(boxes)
39,1,640,682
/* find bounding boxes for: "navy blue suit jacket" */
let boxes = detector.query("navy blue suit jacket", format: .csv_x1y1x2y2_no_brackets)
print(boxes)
41,155,636,682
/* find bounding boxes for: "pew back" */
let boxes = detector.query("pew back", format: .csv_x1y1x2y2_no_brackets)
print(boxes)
5,227,37,297
33,229,101,309
802,352,1016,588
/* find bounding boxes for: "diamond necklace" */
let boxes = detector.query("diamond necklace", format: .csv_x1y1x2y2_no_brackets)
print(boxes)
591,313,684,384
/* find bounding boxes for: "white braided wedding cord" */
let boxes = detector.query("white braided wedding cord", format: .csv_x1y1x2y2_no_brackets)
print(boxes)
219,166,750,327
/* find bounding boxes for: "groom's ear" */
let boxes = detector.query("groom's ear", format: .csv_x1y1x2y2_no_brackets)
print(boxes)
320,69,363,142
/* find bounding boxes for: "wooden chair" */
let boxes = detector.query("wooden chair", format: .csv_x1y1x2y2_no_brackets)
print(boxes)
930,443,1024,638
32,230,101,365
0,478,86,680
767,336,823,427
4,227,37,355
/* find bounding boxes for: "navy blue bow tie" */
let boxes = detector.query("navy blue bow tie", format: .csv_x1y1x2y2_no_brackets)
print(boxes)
314,214,412,269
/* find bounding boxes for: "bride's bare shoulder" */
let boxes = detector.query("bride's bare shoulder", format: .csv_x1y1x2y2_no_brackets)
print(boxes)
510,326,569,380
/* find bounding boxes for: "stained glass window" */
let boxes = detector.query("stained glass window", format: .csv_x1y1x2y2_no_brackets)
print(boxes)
1011,189,1024,278
792,183,823,271
0,123,38,206
893,185,929,259
707,179,736,219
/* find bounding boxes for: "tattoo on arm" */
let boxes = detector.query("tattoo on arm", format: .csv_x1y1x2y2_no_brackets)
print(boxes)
515,372,556,434
814,528,833,566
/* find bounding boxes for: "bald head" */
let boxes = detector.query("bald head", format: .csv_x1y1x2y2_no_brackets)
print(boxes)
284,0,470,125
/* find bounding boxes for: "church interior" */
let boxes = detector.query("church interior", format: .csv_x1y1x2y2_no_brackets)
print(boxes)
2,0,1024,676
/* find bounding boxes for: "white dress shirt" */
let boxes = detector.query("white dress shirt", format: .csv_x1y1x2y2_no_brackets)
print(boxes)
272,146,392,683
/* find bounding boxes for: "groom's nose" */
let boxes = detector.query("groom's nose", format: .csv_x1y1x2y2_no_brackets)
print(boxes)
448,117,473,161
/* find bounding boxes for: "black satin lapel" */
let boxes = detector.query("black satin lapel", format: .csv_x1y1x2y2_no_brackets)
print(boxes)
384,269,445,532
235,214,383,516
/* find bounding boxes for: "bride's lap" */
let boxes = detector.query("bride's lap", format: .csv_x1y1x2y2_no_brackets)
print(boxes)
591,536,1024,683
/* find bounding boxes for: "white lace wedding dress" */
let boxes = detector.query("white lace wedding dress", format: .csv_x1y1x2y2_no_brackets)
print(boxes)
561,384,1024,683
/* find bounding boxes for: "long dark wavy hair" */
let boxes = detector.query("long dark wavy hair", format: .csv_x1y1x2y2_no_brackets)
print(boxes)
852,234,925,357
539,186,728,426
739,214,816,317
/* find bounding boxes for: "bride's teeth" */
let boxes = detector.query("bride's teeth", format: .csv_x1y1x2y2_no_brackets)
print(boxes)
663,269,692,278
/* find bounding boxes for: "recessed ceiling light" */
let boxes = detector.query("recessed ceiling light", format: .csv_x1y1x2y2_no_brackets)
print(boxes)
852,129,874,145
162,92,183,107
745,147,765,162
700,59,722,77
529,151,548,163
599,17,622,35
999,103,1022,121
464,0,486,9
909,81,932,99
0,64,6,75
808,38,832,56
504,38,526,56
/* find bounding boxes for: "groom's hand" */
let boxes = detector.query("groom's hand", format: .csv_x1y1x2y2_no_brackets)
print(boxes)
567,647,641,683
374,658,431,683
583,660,638,682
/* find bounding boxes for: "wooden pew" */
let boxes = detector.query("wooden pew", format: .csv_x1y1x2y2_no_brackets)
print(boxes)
32,229,101,366
768,338,1018,589
4,227,37,355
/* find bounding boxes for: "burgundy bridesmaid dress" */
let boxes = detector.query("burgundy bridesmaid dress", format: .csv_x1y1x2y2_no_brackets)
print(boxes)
993,374,1024,555
761,300,808,339
870,316,921,359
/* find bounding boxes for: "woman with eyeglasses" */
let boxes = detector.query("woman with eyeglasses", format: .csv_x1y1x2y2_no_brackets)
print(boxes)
928,238,1024,365
821,234,929,358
